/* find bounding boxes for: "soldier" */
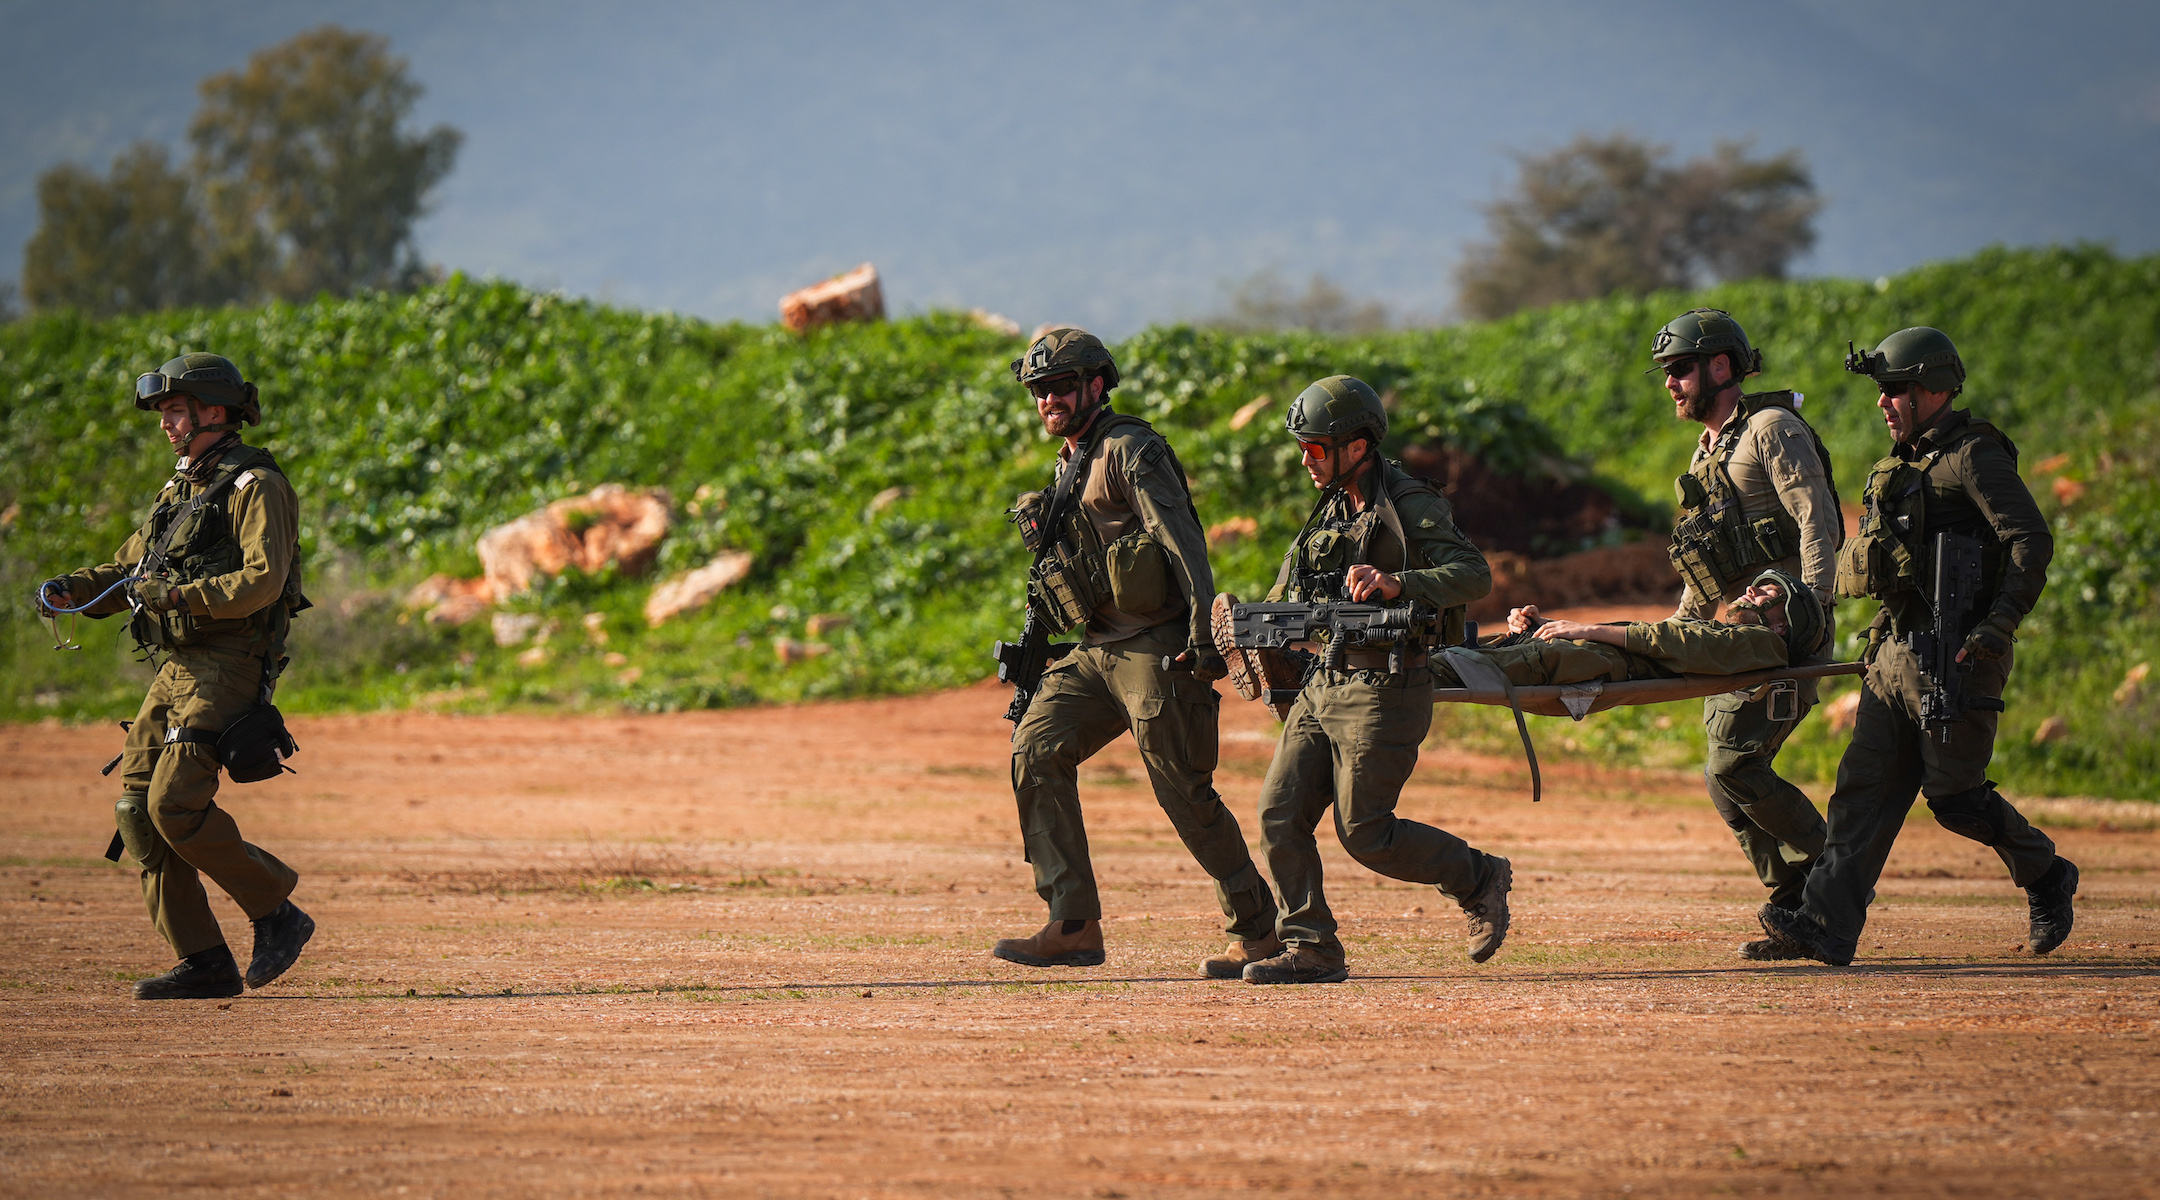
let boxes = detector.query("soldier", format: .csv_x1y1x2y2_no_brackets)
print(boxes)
1651,309,1843,959
1455,569,1824,689
36,353,315,999
1757,328,2076,966
1244,376,1504,985
995,329,1279,976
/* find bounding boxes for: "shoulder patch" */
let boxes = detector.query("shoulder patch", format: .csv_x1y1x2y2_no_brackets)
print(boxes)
234,470,258,491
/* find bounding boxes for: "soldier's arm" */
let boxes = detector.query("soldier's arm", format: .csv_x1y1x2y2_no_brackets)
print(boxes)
59,526,156,618
1758,412,1841,604
1392,491,1491,610
1623,618,1789,674
1671,581,1715,622
1960,438,2053,631
1121,438,1216,647
174,470,297,619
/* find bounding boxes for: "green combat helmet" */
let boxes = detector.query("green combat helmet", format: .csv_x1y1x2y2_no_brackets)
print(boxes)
134,352,262,428
1648,308,1764,378
1284,375,1387,447
1846,327,1965,398
1742,567,1825,659
1011,327,1119,392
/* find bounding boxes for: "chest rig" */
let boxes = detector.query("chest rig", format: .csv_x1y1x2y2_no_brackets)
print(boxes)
1278,461,1468,649
1668,391,1834,601
1836,417,2010,605
1008,412,1187,635
130,443,309,654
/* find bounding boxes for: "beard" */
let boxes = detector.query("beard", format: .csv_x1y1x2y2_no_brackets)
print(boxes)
1041,398,1097,438
1681,384,1719,422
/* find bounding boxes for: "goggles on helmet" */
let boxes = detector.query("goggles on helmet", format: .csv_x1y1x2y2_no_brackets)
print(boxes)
136,371,246,406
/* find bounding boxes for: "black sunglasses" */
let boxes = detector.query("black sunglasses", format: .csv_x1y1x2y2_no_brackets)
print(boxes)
1878,381,1913,398
1660,358,1701,381
1026,376,1081,400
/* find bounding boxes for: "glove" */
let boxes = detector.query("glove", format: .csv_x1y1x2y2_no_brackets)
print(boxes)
1861,621,1887,666
131,577,183,614
1180,644,1229,682
1963,617,2015,663
35,577,72,618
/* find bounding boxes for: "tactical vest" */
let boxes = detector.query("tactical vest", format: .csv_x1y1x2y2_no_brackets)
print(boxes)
131,443,310,655
1011,411,1189,635
1668,391,1836,601
1835,417,2012,603
1282,460,1468,648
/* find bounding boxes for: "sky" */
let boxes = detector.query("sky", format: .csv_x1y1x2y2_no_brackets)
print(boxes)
7,1,2158,335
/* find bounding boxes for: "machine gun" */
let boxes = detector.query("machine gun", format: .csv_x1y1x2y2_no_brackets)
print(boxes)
1906,529,2003,741
1228,597,1443,680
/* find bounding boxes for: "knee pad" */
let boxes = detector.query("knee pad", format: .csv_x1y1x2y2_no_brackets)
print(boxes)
114,792,167,868
1927,785,2006,847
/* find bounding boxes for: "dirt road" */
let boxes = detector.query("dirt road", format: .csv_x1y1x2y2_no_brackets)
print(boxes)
4,681,2155,1197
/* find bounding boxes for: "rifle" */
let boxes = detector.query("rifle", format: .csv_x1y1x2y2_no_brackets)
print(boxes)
991,426,1099,725
1907,529,2003,741
1228,596,1443,679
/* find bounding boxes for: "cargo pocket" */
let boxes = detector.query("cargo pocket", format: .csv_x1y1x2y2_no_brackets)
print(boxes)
1134,677,1220,773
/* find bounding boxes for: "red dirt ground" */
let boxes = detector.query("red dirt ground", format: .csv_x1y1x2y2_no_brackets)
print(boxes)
4,682,2155,1198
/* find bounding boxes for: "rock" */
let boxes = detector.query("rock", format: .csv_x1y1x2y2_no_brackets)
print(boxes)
475,484,671,602
2114,662,2151,708
1207,516,1259,547
868,485,909,514
643,550,756,627
2052,476,2086,506
1229,394,1273,431
516,645,551,668
1825,690,1862,733
805,613,852,638
582,612,610,645
2033,452,2071,475
968,308,1021,336
603,651,629,667
779,263,884,332
774,637,832,665
492,612,550,648
423,594,490,627
2032,716,2070,745
405,573,494,625
616,666,643,685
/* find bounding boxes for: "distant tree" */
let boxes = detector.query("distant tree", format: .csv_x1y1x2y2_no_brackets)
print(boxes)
1209,269,1389,334
1454,134,1819,321
21,144,222,317
191,26,462,301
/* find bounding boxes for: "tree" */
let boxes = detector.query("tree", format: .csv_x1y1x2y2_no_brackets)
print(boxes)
21,144,221,317
191,26,462,301
1208,269,1389,334
1454,134,1819,321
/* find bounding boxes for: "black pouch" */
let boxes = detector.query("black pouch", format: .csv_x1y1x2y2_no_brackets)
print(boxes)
217,704,299,783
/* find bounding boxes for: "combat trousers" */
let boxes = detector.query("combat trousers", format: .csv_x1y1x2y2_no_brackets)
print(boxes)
1792,639,2057,960
1703,687,1826,909
1259,664,1489,962
116,645,298,958
1010,625,1276,938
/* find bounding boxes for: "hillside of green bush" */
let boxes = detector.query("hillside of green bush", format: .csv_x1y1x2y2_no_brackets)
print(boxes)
3,244,2155,798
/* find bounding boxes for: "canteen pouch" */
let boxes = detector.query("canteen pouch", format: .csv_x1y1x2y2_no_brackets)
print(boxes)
1106,530,1171,613
1836,457,1928,600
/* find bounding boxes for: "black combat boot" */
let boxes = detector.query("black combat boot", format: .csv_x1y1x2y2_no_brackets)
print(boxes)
246,900,316,988
134,944,244,1000
1755,903,1850,967
2026,857,2078,955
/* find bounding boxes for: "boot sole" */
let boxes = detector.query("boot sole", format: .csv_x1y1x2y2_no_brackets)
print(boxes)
1242,967,1349,985
134,976,244,1000
991,946,1105,968
246,909,317,989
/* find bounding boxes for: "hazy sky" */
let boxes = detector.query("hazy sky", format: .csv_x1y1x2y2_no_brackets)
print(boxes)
9,1,2158,334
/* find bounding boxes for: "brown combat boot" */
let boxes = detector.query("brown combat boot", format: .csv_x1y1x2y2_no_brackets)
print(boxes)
1461,855,1512,963
1241,945,1348,985
991,918,1105,967
1201,934,1284,980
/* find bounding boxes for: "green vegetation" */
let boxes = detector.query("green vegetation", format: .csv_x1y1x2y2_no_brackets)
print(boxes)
3,245,2154,798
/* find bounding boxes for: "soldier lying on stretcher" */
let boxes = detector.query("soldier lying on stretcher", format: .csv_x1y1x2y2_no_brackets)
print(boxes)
1434,568,1826,689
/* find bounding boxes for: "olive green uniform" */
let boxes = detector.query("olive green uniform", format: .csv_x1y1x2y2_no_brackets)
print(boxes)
1784,408,2059,962
61,439,306,959
1436,617,1789,689
1672,395,1842,907
1257,458,1495,962
1011,411,1275,938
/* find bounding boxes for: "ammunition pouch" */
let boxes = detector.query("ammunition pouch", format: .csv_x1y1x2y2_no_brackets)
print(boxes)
1669,463,1801,600
1836,456,1930,600
1106,530,1172,614
1027,509,1109,635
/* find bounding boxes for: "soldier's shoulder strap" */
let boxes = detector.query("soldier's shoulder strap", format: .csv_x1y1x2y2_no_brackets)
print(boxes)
1953,414,2019,468
1740,390,1838,501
